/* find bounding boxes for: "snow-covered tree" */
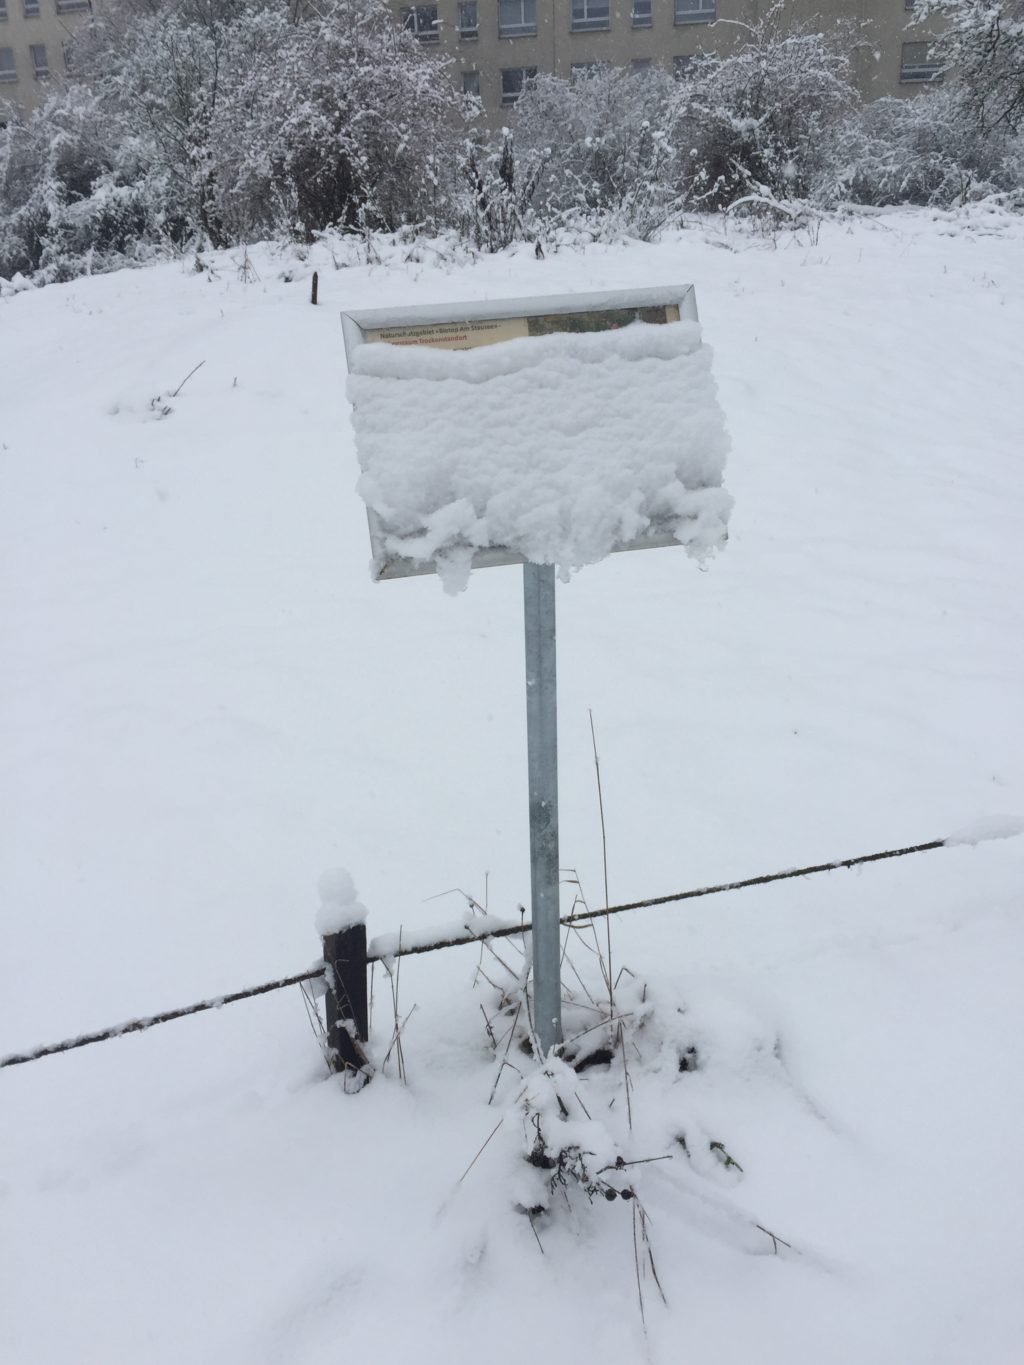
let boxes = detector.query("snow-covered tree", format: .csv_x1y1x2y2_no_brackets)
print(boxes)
914,0,1024,133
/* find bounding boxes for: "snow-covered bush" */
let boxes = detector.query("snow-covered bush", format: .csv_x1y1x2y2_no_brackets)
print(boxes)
514,66,686,240
208,0,463,241
1,0,465,283
834,89,1024,206
83,0,461,244
454,132,548,251
0,88,173,282
676,16,860,209
509,17,862,224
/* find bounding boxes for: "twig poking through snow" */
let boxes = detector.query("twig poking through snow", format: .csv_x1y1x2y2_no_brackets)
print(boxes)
169,360,205,398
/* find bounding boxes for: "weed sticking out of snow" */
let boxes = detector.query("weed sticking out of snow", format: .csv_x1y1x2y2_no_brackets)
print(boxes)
465,909,800,1323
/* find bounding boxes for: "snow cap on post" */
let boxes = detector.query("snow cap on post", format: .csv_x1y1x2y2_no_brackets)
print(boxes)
314,867,367,935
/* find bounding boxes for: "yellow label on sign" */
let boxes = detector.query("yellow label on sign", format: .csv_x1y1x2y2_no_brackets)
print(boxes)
364,317,529,350
364,304,680,352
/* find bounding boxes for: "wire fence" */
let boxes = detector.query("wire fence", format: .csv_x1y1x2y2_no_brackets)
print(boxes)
0,833,964,1071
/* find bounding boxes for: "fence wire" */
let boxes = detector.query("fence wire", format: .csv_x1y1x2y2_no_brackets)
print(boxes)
0,835,954,1070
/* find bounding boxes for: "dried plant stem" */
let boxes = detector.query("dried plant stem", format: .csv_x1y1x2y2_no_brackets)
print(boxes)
632,1202,647,1327
589,710,614,1015
169,360,205,398
479,1003,498,1047
617,1020,633,1131
755,1223,793,1254
299,980,332,1074
382,928,410,1082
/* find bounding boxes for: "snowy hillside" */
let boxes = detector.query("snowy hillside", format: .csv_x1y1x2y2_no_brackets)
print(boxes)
2,208,1023,1365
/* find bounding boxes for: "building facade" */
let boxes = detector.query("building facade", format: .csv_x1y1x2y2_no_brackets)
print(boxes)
392,0,942,118
1,1,943,120
0,0,91,115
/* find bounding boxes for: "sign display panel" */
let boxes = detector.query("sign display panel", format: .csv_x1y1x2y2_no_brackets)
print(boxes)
341,286,730,591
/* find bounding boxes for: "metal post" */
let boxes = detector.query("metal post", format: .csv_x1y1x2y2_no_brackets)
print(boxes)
524,562,562,1055
322,924,370,1078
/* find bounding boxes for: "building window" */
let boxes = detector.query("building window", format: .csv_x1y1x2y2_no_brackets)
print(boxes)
675,0,714,23
631,57,652,72
0,1,7,20
54,0,90,10
401,5,439,41
23,0,39,15
900,40,942,81
458,1,478,37
571,0,609,31
30,41,47,76
632,0,652,26
462,69,480,96
0,46,15,80
498,0,536,38
500,65,535,103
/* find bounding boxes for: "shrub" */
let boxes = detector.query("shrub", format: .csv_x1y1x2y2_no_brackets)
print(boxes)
514,65,686,240
834,89,1024,206
0,88,173,281
677,15,860,209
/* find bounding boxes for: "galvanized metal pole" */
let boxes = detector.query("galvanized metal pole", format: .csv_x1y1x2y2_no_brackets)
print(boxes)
523,562,562,1055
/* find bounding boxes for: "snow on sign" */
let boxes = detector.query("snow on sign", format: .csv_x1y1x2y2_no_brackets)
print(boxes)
341,286,732,593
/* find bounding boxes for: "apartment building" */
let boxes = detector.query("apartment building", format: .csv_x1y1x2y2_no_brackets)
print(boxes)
391,0,942,117
0,0,91,115
1,0,942,120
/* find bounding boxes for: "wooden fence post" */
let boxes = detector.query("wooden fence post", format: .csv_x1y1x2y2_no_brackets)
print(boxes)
310,271,318,306
322,924,370,1078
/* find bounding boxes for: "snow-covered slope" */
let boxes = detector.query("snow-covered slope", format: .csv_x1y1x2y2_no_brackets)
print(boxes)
2,209,1023,1365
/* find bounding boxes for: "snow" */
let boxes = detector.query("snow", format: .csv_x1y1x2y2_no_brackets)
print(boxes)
348,317,731,591
369,909,518,961
314,867,366,935
1,209,1023,1365
943,814,1024,846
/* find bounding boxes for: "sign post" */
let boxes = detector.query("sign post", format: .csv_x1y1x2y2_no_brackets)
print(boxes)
341,285,730,1062
523,562,561,1054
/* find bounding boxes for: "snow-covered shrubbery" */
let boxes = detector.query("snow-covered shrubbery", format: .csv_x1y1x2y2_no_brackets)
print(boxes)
455,132,549,253
834,90,1024,207
510,22,860,234
2,0,1023,284
202,1,460,242
0,87,174,282
0,0,463,281
676,19,859,211
513,66,687,241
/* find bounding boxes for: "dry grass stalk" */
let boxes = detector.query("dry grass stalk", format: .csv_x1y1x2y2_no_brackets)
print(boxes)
588,710,614,1016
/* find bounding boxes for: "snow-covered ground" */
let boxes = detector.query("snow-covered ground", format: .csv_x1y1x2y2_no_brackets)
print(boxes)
2,207,1023,1365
